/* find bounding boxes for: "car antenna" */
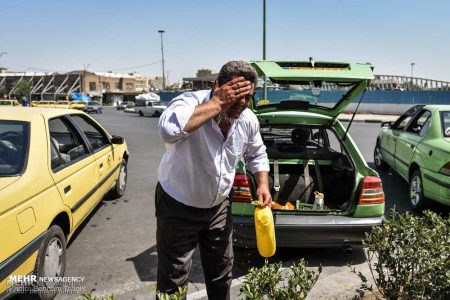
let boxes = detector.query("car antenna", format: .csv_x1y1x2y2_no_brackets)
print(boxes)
343,88,367,142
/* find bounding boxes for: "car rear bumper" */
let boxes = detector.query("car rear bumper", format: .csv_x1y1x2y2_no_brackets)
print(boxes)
233,214,383,248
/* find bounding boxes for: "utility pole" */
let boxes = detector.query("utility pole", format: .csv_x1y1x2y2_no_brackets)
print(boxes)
263,0,267,100
0,52,7,69
83,63,90,94
410,62,415,91
158,30,166,90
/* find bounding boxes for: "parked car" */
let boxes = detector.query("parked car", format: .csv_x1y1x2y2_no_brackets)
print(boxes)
232,60,385,248
374,104,450,210
70,101,86,110
84,101,103,114
136,100,167,117
117,101,133,110
0,107,129,298
0,100,20,106
54,101,71,109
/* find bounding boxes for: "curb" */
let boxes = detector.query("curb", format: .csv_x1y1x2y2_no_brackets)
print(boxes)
338,119,383,123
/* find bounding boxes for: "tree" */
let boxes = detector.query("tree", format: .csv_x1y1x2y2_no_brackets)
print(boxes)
14,79,33,99
0,85,9,98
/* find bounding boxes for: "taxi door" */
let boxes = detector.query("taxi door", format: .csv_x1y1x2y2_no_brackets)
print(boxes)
69,115,118,198
48,117,99,228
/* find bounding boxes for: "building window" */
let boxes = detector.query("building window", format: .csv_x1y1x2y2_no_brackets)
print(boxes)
89,82,96,91
126,83,133,91
102,82,110,91
114,83,120,90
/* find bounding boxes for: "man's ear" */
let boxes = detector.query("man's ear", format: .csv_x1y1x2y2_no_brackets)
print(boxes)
213,80,219,90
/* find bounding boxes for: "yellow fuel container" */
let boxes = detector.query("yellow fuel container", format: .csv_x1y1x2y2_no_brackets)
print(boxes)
254,206,276,258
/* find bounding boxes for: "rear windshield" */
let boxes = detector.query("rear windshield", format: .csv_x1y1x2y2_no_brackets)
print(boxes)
253,78,357,109
88,102,99,105
0,121,29,176
441,111,450,138
0,101,11,105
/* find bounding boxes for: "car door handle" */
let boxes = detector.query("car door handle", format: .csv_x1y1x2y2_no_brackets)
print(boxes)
64,185,71,194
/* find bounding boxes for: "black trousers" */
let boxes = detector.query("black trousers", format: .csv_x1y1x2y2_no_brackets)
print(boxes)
155,183,233,300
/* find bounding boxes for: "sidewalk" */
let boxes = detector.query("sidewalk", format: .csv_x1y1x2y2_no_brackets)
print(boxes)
338,113,399,123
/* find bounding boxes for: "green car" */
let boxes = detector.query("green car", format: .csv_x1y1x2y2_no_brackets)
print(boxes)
232,60,385,248
374,104,450,211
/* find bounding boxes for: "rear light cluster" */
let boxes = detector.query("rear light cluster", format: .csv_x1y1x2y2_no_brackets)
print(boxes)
359,176,385,205
232,173,252,202
439,162,450,176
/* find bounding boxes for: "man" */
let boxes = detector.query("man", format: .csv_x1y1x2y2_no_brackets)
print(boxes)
156,61,271,299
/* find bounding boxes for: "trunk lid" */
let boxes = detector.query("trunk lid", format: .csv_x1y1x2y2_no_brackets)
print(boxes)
250,60,374,119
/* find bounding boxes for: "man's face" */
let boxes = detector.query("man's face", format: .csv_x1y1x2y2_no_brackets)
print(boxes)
224,82,255,119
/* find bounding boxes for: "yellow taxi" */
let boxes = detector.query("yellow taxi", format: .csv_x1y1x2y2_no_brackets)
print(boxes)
69,101,86,110
0,100,20,107
30,101,56,108
53,101,71,109
0,107,129,299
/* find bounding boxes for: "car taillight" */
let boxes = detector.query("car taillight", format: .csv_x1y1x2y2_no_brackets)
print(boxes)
232,173,252,203
439,162,450,176
359,176,385,205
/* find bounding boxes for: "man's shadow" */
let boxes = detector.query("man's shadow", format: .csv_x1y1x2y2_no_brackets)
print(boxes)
126,245,206,284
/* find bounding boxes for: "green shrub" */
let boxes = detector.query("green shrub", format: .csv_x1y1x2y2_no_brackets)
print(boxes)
155,286,188,300
356,209,450,299
240,259,321,300
81,293,115,300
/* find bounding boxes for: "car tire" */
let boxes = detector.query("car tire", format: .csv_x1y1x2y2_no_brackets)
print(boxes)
138,111,144,117
410,169,426,211
34,225,67,300
154,111,161,117
108,159,127,199
374,141,389,171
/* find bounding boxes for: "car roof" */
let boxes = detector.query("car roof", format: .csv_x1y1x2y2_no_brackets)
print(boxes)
423,105,450,111
0,107,85,121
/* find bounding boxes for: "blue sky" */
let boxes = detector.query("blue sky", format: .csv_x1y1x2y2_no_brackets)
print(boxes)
1,0,449,83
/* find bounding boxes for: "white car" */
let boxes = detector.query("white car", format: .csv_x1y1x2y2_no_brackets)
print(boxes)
136,101,167,117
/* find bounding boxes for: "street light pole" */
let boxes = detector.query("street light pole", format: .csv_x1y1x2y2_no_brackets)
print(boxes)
410,62,415,91
263,0,267,100
158,30,166,90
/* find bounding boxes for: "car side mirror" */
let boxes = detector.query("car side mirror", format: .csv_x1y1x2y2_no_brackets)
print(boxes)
381,121,392,128
111,135,124,145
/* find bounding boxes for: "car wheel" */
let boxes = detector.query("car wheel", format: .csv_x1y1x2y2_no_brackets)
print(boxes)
138,111,144,117
374,141,389,171
154,111,161,117
410,169,426,211
34,225,67,300
108,159,127,199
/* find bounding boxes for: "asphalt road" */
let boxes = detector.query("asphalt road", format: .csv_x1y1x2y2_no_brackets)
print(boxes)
53,108,439,299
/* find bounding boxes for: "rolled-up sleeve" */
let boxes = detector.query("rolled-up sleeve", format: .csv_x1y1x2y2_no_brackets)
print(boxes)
243,121,270,174
158,94,197,143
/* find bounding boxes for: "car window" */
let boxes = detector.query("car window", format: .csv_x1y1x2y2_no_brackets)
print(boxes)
50,138,64,170
406,110,432,136
0,121,29,176
441,111,450,138
392,115,412,131
326,129,343,153
49,117,88,168
70,115,109,152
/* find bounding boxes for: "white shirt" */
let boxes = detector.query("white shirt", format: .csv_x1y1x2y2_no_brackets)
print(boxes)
157,90,269,208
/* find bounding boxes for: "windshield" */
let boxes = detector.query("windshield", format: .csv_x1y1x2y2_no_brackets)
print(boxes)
441,111,450,138
253,78,357,109
0,101,11,105
88,102,99,105
0,121,29,176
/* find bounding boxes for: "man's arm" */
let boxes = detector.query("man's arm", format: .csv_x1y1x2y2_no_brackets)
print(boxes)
243,118,271,206
254,171,271,207
183,77,252,133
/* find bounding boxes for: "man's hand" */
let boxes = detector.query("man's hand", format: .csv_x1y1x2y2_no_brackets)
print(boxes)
210,77,252,112
254,171,272,207
256,185,272,207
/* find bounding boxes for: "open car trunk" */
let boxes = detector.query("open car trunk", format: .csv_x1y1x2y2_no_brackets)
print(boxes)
256,124,356,213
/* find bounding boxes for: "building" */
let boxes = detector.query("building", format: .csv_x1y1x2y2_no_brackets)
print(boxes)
148,76,164,91
0,69,151,105
182,69,218,90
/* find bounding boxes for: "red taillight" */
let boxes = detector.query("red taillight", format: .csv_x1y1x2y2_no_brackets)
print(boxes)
359,176,385,205
232,173,252,203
